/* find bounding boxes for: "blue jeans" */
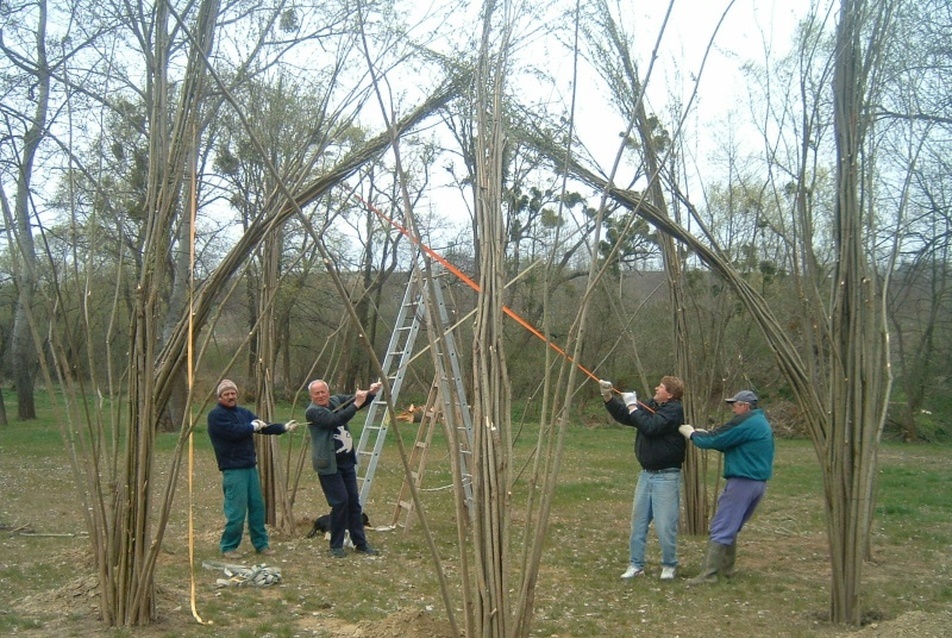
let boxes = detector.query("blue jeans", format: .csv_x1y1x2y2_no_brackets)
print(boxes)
220,467,269,553
629,469,681,569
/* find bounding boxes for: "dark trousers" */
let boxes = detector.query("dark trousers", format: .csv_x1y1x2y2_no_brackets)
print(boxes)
318,464,368,550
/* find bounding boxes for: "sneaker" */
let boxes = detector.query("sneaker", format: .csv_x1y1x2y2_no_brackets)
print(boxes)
355,544,380,556
256,548,276,556
660,566,676,580
222,550,244,560
329,547,346,558
621,565,645,579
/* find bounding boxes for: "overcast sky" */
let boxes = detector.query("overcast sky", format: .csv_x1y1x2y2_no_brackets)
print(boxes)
570,0,807,184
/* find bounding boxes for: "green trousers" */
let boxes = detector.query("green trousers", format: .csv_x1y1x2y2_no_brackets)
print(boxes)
220,467,269,553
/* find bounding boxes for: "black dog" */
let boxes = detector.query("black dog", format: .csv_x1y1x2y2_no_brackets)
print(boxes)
307,512,370,539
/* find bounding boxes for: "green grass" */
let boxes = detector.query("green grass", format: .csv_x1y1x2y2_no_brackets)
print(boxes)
1,395,950,637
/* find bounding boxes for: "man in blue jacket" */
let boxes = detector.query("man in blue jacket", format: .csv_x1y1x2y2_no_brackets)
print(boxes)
600,376,686,581
207,379,298,559
679,389,774,584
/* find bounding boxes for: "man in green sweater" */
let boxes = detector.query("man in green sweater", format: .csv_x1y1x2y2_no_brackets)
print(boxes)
679,390,775,584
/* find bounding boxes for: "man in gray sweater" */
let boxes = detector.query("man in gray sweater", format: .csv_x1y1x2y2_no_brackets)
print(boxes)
306,378,381,558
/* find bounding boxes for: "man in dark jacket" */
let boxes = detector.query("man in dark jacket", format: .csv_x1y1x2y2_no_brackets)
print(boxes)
679,389,775,584
600,376,686,581
306,378,382,558
207,379,298,559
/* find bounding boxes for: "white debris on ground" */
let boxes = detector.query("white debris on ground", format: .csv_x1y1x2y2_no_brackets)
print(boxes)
201,560,282,587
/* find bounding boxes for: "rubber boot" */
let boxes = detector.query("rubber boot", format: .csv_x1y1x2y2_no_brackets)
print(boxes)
687,541,729,585
721,542,737,580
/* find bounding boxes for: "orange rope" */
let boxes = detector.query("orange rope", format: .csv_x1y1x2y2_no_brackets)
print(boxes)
352,195,665,409
354,195,656,414
356,194,600,383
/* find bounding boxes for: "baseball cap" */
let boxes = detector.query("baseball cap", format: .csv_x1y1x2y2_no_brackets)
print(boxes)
725,390,758,404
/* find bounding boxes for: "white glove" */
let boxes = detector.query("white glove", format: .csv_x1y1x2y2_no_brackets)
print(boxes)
598,379,613,400
283,420,299,433
251,419,267,432
621,391,638,408
678,424,695,439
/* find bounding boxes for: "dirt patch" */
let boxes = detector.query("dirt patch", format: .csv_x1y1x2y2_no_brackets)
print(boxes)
830,610,952,637
314,608,456,638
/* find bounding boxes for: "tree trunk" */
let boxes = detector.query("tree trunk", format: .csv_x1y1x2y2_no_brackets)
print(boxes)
824,0,891,624
8,0,50,421
102,0,222,624
256,229,282,528
0,386,8,426
157,213,195,433
468,4,513,635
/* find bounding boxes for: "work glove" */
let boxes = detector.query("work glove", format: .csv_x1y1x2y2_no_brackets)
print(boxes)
621,391,638,408
678,424,695,439
251,419,267,432
598,379,614,401
283,420,299,433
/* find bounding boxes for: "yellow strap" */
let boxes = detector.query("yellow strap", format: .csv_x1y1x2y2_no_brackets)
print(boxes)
187,133,210,625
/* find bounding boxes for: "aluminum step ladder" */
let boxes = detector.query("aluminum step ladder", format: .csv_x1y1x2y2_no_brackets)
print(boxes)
355,268,473,514
391,310,476,530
